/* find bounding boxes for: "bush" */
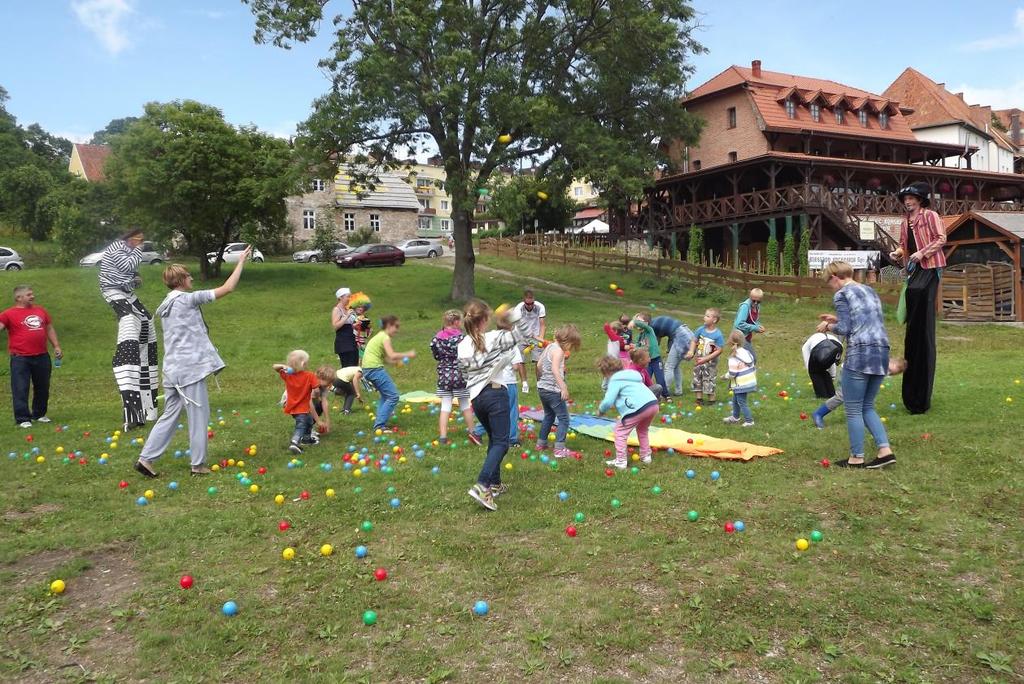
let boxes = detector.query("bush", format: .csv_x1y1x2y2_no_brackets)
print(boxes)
693,284,731,306
348,226,381,247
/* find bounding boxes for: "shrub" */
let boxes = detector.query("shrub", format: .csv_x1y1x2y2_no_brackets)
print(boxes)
349,226,381,247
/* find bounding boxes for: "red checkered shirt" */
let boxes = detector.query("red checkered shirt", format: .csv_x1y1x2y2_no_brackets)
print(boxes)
899,208,947,270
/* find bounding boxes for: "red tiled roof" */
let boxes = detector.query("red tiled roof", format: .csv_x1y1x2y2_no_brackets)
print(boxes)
686,64,918,142
574,207,605,220
74,143,112,182
883,68,1016,152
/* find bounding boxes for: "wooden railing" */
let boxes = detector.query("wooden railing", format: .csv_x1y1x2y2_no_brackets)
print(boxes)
479,237,902,304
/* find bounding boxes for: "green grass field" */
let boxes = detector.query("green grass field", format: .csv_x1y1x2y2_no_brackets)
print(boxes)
1,258,1021,683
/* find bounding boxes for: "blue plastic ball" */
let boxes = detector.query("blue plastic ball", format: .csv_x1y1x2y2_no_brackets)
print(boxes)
558,491,569,501
287,462,295,469
431,466,440,474
222,601,238,616
136,496,148,506
355,545,368,558
685,469,696,479
389,498,401,508
733,520,745,532
343,462,353,470
710,471,720,481
98,457,108,465
168,481,178,490
173,450,182,458
473,600,489,616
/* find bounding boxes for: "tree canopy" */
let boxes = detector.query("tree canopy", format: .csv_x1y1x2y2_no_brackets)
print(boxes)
104,100,299,278
245,0,704,301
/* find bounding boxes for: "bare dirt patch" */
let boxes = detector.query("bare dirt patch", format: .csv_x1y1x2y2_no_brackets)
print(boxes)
3,502,64,522
5,548,76,588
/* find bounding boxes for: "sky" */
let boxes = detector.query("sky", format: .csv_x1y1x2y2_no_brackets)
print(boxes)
1,0,1023,145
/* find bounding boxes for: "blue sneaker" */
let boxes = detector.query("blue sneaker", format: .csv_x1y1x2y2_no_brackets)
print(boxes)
812,407,827,429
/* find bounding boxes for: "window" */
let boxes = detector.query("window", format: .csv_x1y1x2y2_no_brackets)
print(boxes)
416,178,433,189
418,198,430,210
785,99,796,119
310,179,326,192
369,214,381,232
440,200,449,211
835,107,845,124
574,186,583,197
418,217,431,231
343,213,355,231
727,151,738,163
810,103,821,122
879,111,890,129
302,209,316,232
858,109,869,127
727,107,737,128
440,219,451,231
692,160,701,170
0,248,11,257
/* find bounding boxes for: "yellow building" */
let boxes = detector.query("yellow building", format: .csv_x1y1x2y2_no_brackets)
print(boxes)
403,160,454,234
68,143,111,182
568,178,599,204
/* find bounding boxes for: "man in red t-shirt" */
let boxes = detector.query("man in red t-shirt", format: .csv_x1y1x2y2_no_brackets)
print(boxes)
0,285,62,427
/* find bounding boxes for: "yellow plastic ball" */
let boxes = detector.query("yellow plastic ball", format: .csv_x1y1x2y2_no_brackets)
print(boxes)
274,494,285,505
282,547,295,561
497,133,512,144
249,484,259,493
392,446,400,454
55,446,64,454
881,417,888,423
375,429,383,436
1015,379,1021,384
100,453,109,459
547,434,555,441
695,405,702,412
325,488,336,498
249,444,257,451
631,453,640,462
144,489,154,500
110,442,117,449
35,455,45,464
320,544,333,557
568,433,576,440
211,464,220,472
227,458,235,467
352,469,362,478
795,538,809,551
1007,397,1014,403
609,283,618,291
248,448,256,456
50,579,65,594
218,420,226,426
237,460,245,468
505,462,513,470
114,430,122,437
432,440,439,447
398,456,407,464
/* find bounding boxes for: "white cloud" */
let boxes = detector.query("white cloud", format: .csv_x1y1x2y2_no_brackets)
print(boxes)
956,80,1024,109
71,0,135,55
960,7,1024,51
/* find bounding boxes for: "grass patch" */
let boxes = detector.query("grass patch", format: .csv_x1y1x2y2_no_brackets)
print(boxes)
0,259,1022,681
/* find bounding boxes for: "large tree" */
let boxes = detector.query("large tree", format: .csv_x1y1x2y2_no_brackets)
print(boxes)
245,0,704,301
104,100,299,279
91,116,141,145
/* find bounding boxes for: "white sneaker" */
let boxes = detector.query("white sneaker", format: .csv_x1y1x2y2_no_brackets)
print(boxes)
18,421,32,428
605,458,628,470
640,454,652,464
742,421,755,427
722,416,740,424
35,416,52,423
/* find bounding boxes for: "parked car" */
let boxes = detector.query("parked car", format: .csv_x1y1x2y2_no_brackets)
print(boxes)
395,238,443,258
207,243,265,264
79,241,167,267
335,243,405,268
0,246,24,270
292,242,351,263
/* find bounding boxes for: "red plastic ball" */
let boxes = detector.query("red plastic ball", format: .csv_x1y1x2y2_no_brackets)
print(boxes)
118,480,129,489
604,449,611,457
257,466,267,475
724,522,735,534
604,468,614,477
207,430,215,439
278,521,290,531
373,567,388,581
615,288,624,296
180,575,194,589
300,491,310,500
799,412,808,420
78,458,87,465
686,438,694,444
820,458,830,468
520,452,528,459
565,525,578,537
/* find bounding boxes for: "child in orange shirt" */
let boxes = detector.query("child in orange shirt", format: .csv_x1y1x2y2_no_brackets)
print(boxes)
273,349,319,455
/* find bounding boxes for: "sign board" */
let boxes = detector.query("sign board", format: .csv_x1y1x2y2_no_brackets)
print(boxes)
858,220,877,241
808,250,881,271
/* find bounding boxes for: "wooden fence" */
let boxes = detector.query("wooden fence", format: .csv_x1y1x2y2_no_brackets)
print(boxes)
479,237,902,305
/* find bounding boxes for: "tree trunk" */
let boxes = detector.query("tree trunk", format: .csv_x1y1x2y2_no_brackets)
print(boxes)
449,204,476,302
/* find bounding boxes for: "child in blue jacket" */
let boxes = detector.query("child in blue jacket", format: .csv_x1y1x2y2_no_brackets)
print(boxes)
597,355,660,470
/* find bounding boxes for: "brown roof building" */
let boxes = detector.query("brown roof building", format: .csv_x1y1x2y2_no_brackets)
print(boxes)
68,143,112,182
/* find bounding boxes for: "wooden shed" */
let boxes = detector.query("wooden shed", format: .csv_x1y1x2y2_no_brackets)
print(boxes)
941,212,1023,322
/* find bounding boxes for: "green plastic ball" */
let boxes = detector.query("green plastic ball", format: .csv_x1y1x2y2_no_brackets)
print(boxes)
630,466,640,474
550,461,559,470
687,510,699,522
354,486,363,494
574,512,585,523
207,486,217,495
810,530,823,543
611,498,621,509
362,610,377,626
361,520,373,532
387,486,396,494
651,485,662,495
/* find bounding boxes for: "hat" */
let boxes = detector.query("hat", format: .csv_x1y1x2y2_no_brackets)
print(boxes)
897,182,931,208
335,287,351,299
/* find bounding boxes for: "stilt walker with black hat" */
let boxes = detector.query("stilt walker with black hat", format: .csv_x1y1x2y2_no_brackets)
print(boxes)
890,182,947,414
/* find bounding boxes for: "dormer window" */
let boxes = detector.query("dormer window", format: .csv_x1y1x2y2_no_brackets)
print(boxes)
785,99,797,119
810,103,821,122
879,111,890,129
858,109,869,127
835,107,845,124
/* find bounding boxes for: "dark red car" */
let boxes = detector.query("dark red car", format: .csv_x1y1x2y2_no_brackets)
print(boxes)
334,243,406,268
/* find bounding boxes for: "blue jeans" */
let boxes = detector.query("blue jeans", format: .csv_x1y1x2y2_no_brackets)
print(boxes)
363,367,399,429
841,367,889,457
474,382,519,442
664,327,694,394
647,357,669,399
731,391,753,421
10,354,51,424
291,412,314,444
538,388,569,447
472,385,510,487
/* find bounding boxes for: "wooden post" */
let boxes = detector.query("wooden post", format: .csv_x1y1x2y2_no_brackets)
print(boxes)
624,247,629,273
563,244,567,264
514,240,519,260
591,249,596,269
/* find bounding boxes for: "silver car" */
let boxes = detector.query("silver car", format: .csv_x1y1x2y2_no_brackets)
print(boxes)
0,246,24,270
292,242,351,263
207,242,265,264
79,241,167,267
395,238,444,258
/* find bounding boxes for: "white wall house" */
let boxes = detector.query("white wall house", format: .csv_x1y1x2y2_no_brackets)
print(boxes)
911,123,1014,173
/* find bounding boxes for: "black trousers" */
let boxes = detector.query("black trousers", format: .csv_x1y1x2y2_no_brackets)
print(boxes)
902,267,939,414
10,354,51,423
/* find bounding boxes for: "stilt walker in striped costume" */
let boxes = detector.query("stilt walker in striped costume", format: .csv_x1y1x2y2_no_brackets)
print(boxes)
99,229,158,431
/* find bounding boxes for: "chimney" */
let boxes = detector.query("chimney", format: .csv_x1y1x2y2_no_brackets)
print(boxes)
751,60,762,78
